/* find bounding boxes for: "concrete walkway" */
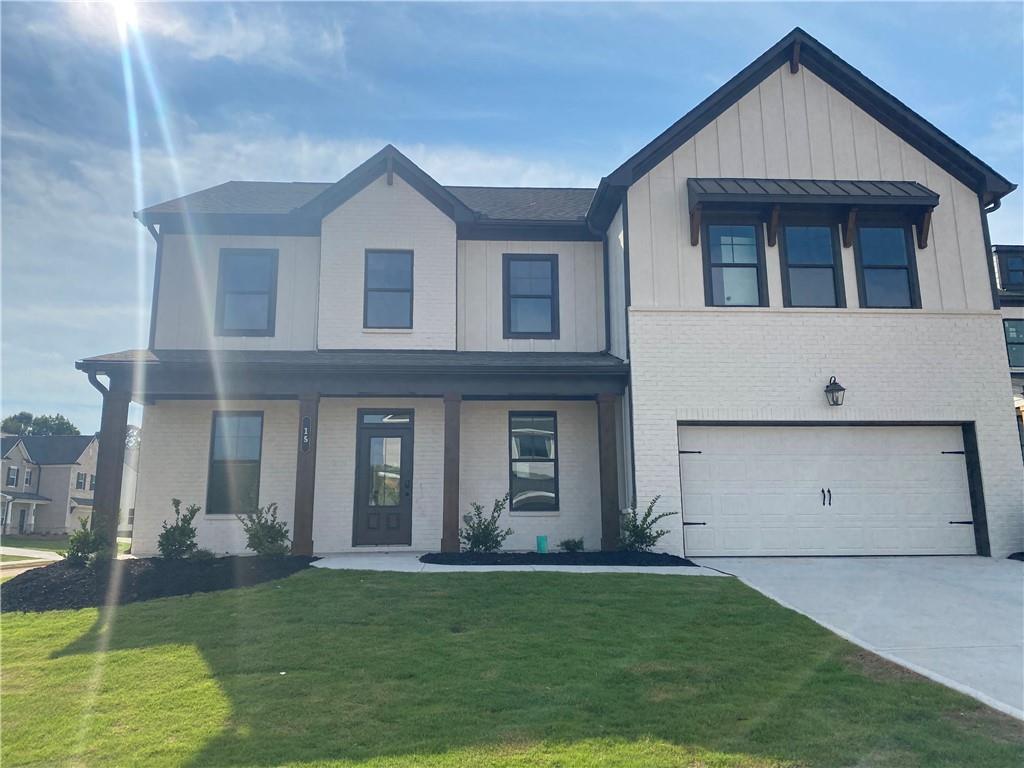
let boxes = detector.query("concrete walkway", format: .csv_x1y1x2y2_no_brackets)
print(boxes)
0,545,62,561
313,552,724,576
697,556,1024,720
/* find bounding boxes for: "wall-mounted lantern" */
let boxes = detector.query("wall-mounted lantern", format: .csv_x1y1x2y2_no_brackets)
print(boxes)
824,376,846,407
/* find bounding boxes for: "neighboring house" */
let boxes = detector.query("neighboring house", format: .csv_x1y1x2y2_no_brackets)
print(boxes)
994,244,1024,451
119,438,140,536
1,434,97,535
77,28,1023,559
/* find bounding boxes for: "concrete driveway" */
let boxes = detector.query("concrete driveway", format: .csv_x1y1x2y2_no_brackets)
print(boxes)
696,556,1024,719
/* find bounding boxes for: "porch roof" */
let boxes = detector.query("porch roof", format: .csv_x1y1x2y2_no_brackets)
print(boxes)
77,349,630,400
1,491,51,504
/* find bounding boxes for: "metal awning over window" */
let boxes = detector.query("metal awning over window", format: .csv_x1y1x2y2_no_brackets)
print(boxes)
687,177,939,249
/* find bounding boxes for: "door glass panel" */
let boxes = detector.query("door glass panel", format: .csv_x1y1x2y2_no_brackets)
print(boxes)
368,436,402,507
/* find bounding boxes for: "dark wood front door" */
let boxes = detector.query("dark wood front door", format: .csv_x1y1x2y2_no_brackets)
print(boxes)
353,411,413,546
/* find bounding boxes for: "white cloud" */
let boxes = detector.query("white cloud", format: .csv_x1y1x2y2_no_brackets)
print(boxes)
23,3,346,74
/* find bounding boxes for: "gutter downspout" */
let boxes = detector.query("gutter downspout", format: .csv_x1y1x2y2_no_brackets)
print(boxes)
87,371,109,397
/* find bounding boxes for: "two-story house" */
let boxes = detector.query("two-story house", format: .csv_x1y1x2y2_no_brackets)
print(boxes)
1,434,98,535
995,244,1024,449
78,28,1023,559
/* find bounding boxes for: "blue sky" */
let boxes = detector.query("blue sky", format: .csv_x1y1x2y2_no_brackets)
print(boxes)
2,2,1022,433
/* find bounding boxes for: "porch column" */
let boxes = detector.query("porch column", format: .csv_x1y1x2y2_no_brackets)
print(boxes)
597,394,621,551
93,389,130,547
441,392,462,552
291,394,319,556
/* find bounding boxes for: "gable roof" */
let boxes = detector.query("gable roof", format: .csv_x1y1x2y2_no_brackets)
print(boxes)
2,435,23,459
587,27,1016,230
19,435,96,466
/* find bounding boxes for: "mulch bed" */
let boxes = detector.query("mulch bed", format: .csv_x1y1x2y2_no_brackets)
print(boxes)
420,551,696,567
1,556,315,613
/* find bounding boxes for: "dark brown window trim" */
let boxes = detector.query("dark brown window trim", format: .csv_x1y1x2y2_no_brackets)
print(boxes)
701,214,769,307
508,410,559,513
852,218,921,309
205,410,264,516
214,248,279,337
502,253,560,339
778,217,847,308
6,466,19,487
363,249,414,330
1004,319,1024,368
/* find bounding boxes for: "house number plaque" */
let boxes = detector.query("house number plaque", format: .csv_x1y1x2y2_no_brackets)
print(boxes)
301,417,312,452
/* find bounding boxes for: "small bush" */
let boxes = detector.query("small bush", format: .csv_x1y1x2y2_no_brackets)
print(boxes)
459,493,513,553
61,518,106,566
190,548,216,562
619,495,676,552
558,537,584,553
236,502,291,556
158,498,200,559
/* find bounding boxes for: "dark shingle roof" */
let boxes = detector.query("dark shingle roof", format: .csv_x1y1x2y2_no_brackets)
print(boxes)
20,435,96,465
687,178,939,211
140,182,595,223
0,491,51,503
70,496,95,507
2,436,22,458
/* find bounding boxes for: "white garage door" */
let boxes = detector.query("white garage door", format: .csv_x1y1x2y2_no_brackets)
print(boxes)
678,425,977,557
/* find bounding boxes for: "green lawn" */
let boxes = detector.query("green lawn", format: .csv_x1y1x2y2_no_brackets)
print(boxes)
0,554,37,563
0,536,131,555
2,570,1021,768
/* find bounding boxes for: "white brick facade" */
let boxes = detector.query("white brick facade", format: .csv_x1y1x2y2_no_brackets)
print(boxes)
627,308,1024,557
132,400,299,556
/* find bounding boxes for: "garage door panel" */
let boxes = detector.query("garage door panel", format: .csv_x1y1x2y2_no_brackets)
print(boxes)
679,425,975,557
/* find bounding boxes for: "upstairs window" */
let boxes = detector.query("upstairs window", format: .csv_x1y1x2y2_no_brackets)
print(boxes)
24,469,32,487
779,224,845,308
703,221,767,307
215,249,278,336
508,412,558,511
503,254,559,338
854,225,920,308
364,250,413,329
206,412,263,515
75,472,86,490
998,249,1024,291
89,474,96,490
1005,320,1024,368
6,466,18,487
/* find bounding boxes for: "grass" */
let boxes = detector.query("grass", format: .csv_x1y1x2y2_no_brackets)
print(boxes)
2,570,1021,768
0,554,37,563
0,536,131,555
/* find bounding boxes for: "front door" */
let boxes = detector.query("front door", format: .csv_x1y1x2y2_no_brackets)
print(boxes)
17,507,27,534
353,410,413,546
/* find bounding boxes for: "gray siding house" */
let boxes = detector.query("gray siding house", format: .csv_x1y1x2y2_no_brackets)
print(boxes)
78,29,1023,559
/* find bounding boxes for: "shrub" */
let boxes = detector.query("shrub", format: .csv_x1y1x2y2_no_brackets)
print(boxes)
157,498,200,559
459,493,513,553
61,518,106,566
558,537,584,553
236,502,291,556
619,495,676,552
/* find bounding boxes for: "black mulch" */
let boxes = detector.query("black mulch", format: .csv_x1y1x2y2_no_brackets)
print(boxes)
420,551,697,567
1,556,315,613
1009,552,1024,562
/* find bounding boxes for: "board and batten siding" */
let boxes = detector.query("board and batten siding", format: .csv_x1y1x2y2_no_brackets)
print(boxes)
318,174,457,350
605,206,628,360
456,240,606,352
154,234,320,350
625,64,993,312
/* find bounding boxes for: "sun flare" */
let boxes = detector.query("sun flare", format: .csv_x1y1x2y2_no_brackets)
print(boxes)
111,0,138,41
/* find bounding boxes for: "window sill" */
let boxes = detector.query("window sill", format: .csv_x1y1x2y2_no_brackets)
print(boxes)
362,328,414,334
509,509,560,518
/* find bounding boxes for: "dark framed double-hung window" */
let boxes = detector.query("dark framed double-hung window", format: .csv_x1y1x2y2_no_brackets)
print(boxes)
364,250,413,329
75,472,87,490
206,411,263,516
702,219,768,307
215,249,279,336
779,222,845,307
997,248,1024,291
508,411,558,512
854,224,920,308
503,254,559,338
1005,320,1024,368
6,466,18,487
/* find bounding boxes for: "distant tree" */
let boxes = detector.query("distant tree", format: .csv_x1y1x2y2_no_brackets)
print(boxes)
5,413,82,436
2,411,34,435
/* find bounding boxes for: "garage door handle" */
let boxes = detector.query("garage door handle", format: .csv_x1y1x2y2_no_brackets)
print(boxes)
682,521,707,526
948,520,974,525
821,488,826,506
827,488,832,506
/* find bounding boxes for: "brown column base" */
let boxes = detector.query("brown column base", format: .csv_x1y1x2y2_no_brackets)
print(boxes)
441,393,462,552
598,394,621,551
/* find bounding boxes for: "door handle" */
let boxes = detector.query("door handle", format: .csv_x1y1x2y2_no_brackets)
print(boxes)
821,488,826,506
827,488,832,506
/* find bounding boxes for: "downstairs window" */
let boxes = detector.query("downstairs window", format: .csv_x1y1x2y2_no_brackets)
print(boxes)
206,412,264,515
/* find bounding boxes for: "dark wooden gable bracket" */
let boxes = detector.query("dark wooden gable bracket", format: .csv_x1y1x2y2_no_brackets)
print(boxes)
790,40,801,74
689,203,702,246
766,204,782,247
842,207,858,248
916,208,932,249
